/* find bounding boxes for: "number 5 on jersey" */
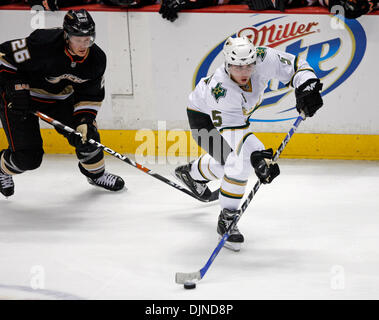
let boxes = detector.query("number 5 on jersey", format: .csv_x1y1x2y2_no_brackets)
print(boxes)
212,110,223,127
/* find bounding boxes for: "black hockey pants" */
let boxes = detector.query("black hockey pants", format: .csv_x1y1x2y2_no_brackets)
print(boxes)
0,92,104,179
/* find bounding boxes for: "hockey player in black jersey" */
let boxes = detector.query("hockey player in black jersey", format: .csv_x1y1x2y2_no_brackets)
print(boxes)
0,9,125,197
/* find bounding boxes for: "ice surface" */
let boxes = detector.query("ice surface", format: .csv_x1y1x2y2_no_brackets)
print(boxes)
0,155,378,299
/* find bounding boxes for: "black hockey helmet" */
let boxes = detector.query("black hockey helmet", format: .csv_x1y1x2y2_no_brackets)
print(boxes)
63,9,96,46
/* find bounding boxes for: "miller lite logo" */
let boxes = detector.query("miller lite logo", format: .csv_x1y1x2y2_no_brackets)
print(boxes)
239,21,319,48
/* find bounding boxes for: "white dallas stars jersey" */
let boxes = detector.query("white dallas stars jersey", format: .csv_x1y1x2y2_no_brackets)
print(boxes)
188,46,316,131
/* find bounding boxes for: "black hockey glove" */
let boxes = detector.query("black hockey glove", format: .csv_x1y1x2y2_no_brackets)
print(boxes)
159,0,188,22
328,0,378,19
246,0,286,11
70,120,100,153
250,148,280,184
295,78,323,118
5,80,30,117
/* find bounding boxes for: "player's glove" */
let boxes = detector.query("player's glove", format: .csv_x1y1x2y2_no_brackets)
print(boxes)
69,120,100,153
159,0,188,22
295,78,323,118
246,0,286,11
328,0,377,19
5,80,30,117
250,148,280,184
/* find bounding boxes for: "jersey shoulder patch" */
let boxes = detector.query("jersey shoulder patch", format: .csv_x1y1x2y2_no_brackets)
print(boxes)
211,82,227,103
256,47,267,62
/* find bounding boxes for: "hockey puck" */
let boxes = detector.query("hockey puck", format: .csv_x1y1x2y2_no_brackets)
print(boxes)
183,281,196,290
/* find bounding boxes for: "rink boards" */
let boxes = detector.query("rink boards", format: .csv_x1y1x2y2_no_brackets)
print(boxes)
0,7,378,159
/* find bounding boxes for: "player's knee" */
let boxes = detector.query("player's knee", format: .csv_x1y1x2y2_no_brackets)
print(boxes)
13,149,44,171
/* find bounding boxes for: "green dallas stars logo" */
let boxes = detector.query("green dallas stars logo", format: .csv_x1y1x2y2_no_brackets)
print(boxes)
211,82,227,102
256,47,267,61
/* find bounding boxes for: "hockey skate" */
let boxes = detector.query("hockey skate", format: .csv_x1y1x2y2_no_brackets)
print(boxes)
217,208,244,252
0,170,14,198
175,162,212,201
87,171,125,191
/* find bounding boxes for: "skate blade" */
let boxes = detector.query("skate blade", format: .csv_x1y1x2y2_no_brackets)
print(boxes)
218,236,241,252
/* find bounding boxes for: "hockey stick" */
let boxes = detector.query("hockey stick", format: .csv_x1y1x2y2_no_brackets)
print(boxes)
175,113,305,284
33,110,217,203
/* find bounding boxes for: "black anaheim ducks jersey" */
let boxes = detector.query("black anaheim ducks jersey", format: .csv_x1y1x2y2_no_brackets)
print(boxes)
0,28,106,122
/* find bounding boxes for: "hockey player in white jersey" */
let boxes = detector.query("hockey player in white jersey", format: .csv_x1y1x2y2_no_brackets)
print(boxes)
175,36,323,251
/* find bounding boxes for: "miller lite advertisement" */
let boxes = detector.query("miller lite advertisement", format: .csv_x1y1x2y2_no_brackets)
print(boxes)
0,10,377,134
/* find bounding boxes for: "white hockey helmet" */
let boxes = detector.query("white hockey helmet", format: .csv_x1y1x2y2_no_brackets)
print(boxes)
223,36,257,67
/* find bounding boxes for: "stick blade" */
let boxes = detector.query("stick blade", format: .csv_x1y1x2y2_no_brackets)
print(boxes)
175,271,202,284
